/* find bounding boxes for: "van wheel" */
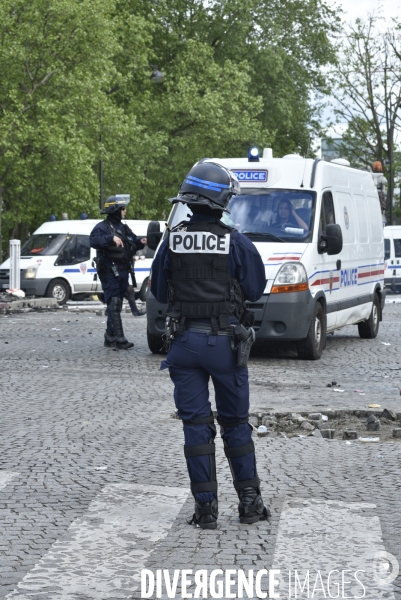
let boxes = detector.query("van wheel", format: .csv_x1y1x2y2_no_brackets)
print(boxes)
139,277,149,302
147,329,165,354
45,279,71,305
296,302,326,360
358,294,380,339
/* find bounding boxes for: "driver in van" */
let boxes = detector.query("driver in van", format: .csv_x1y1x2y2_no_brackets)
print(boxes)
273,199,308,231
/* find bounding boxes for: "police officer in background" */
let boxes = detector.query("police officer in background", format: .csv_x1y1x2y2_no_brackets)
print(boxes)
151,162,270,529
90,195,147,349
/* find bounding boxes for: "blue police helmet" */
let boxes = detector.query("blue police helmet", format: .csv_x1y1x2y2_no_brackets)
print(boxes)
100,195,130,215
169,162,240,211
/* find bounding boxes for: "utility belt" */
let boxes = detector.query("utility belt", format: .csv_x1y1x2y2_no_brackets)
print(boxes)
164,317,255,367
94,257,129,280
186,324,233,336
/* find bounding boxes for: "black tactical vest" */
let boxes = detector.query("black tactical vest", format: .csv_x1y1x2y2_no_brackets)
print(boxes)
100,220,132,262
167,220,245,333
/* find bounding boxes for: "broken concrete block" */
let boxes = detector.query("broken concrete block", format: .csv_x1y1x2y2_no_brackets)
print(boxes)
308,412,322,422
321,429,335,439
367,420,380,432
300,421,315,431
343,430,358,440
381,409,397,421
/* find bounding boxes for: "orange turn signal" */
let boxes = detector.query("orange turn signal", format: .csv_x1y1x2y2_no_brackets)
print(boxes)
270,282,309,294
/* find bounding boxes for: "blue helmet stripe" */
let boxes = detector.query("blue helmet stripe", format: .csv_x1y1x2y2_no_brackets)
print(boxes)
186,175,230,189
184,179,223,192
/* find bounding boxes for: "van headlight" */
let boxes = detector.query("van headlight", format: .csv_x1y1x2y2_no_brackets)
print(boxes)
271,262,309,293
24,265,39,279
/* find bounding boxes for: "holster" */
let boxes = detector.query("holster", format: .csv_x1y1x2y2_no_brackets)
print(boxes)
163,315,180,352
233,324,256,368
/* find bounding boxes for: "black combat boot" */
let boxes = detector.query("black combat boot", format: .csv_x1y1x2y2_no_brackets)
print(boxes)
188,499,218,530
238,487,270,524
104,324,116,348
108,297,134,349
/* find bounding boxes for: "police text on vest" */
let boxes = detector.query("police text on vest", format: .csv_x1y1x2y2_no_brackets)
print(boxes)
170,232,230,254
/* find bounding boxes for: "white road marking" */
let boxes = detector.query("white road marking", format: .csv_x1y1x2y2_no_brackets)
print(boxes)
271,497,396,599
6,483,189,599
0,471,19,490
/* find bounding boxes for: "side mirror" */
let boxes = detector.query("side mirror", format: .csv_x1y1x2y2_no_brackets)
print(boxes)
147,221,163,251
318,223,343,255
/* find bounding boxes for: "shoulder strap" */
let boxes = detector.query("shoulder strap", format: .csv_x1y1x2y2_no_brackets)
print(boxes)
106,221,115,235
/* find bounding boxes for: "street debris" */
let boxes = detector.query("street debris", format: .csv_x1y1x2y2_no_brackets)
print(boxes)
321,429,335,439
343,430,358,440
381,342,391,346
366,415,380,431
359,437,380,443
368,404,381,408
381,408,397,421
333,388,344,393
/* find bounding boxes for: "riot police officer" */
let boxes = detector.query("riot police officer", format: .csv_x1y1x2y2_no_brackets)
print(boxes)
90,195,146,349
151,161,270,529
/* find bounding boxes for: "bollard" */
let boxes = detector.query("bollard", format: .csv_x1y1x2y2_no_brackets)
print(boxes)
9,239,21,290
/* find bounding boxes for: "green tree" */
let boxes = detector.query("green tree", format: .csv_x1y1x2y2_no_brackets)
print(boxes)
0,0,149,258
332,16,401,222
108,0,339,217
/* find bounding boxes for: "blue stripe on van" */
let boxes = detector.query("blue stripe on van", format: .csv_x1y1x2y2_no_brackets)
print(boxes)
63,268,97,273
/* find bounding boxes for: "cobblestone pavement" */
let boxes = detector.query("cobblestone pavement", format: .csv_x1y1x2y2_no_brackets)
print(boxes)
0,303,400,599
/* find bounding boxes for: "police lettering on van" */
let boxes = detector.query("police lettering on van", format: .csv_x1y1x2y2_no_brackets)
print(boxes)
340,268,358,287
232,170,268,182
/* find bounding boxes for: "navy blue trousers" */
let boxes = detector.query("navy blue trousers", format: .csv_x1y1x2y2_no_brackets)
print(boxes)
161,331,256,503
102,268,129,330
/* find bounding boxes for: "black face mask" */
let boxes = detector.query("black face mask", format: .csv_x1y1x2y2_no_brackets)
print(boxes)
109,209,123,222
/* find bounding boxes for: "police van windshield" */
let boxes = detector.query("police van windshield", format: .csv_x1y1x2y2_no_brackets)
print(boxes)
21,234,67,257
168,189,316,243
222,188,315,242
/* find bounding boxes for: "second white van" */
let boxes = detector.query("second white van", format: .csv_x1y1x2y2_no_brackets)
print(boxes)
0,218,161,304
383,226,401,292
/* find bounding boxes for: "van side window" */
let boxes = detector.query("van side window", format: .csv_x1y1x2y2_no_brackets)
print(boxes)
320,191,335,232
394,239,401,258
76,235,91,262
56,236,77,265
384,239,390,260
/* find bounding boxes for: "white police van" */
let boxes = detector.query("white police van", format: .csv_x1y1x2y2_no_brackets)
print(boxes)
0,219,159,304
383,226,401,292
146,149,385,359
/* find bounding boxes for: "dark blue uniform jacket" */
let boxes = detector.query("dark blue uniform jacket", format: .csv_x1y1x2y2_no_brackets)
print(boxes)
89,216,145,262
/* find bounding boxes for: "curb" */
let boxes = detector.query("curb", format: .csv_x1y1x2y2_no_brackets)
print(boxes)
0,297,59,313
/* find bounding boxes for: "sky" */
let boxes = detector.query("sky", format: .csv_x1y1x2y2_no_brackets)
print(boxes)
315,0,401,150
326,0,398,25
